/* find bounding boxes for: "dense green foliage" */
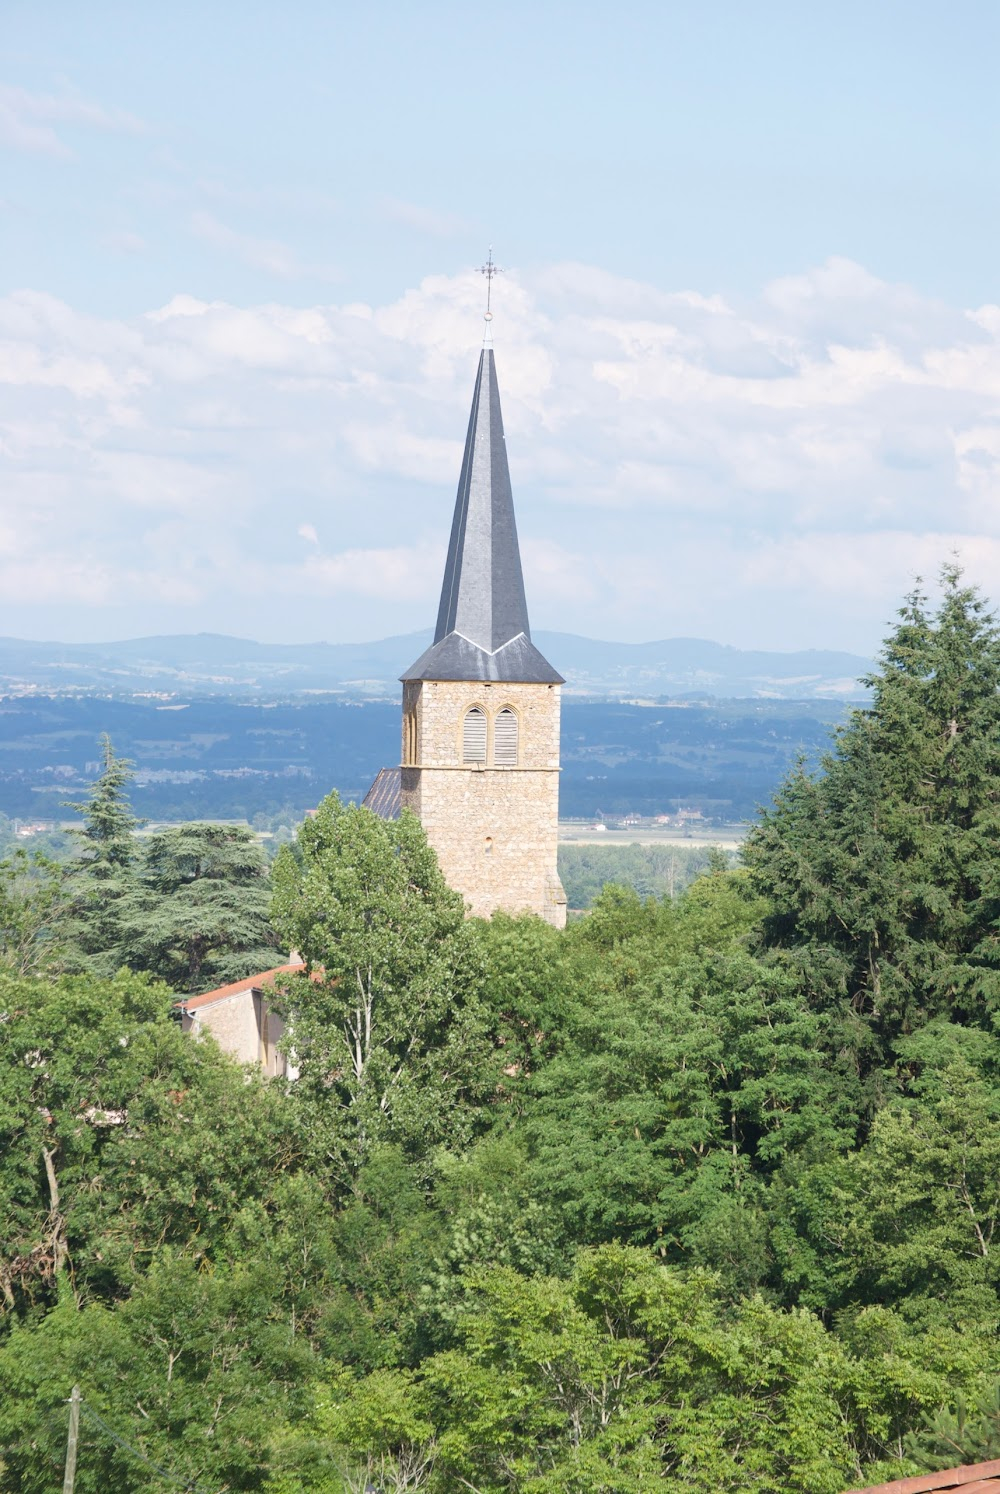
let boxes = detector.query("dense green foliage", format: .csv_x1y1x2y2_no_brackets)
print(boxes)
271,797,487,1180
557,841,736,910
745,566,1000,1075
0,850,66,977
118,821,282,991
21,739,287,990
4,571,1000,1492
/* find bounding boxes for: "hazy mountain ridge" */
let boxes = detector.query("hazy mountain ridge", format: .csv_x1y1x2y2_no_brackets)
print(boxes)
0,631,871,700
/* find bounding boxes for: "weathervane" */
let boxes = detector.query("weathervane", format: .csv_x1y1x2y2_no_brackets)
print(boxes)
479,246,504,345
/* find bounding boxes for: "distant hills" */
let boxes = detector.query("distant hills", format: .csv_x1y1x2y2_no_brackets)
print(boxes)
0,694,848,824
0,631,870,700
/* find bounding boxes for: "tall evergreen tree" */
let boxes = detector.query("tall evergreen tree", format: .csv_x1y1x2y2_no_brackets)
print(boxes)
117,822,284,992
62,735,141,974
745,566,1000,1070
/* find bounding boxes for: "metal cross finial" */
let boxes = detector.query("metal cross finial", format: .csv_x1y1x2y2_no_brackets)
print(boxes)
479,246,504,320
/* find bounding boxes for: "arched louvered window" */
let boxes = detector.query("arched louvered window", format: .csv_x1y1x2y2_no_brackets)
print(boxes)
463,706,487,763
493,707,519,766
404,710,417,766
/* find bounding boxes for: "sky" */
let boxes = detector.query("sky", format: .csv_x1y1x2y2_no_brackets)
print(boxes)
2,1,1000,653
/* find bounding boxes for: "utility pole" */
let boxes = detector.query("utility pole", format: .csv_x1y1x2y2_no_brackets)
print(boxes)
63,1385,80,1494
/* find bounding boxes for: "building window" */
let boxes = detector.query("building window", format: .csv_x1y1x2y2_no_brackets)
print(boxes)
404,710,417,765
493,707,519,765
463,706,487,763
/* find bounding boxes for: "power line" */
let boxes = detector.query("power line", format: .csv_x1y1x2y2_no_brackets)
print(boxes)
76,1397,206,1492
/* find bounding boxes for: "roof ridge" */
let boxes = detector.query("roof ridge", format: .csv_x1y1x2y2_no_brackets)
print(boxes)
177,962,306,1011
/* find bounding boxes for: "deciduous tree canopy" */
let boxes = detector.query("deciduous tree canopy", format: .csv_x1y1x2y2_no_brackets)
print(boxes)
4,570,1000,1491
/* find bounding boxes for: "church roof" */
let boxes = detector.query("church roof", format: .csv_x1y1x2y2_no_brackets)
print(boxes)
402,348,563,685
363,766,401,819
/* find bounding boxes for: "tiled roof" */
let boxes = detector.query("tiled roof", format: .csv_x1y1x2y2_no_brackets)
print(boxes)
177,963,306,1012
363,766,402,820
845,1460,1000,1493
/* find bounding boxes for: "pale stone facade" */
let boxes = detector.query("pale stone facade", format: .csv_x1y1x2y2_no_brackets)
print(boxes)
177,964,302,1078
400,678,566,928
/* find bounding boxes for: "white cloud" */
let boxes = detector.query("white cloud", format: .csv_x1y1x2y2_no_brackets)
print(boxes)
0,84,145,158
190,211,340,282
521,539,600,605
302,543,444,602
2,258,1000,648
342,423,462,483
0,553,200,607
195,179,341,216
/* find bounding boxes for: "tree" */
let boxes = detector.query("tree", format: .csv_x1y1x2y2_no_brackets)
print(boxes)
0,849,66,976
321,1247,907,1494
557,843,725,910
813,1041,1000,1325
745,567,1000,1070
0,1259,314,1493
0,967,302,1313
908,1382,1000,1470
271,794,491,1178
117,822,284,992
62,735,141,975
501,872,840,1285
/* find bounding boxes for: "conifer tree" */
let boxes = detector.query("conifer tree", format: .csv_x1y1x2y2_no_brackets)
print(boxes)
745,565,1000,1068
117,822,283,992
62,734,141,974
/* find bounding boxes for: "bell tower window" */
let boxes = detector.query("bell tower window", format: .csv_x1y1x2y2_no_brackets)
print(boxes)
493,707,519,766
404,709,418,765
463,706,488,763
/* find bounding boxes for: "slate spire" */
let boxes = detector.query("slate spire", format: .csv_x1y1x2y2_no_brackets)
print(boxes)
402,350,562,684
436,348,529,652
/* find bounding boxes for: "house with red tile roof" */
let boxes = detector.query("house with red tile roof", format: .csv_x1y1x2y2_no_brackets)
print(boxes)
175,963,304,1078
845,1459,1000,1492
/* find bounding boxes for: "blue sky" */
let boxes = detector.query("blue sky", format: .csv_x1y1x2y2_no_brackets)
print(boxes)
2,1,1000,650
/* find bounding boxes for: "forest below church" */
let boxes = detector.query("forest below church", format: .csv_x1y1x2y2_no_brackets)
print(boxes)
4,569,1000,1491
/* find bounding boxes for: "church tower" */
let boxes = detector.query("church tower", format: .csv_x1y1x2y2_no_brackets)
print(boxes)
397,346,566,928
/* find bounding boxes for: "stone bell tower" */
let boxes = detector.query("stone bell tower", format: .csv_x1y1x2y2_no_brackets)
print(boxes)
395,344,566,928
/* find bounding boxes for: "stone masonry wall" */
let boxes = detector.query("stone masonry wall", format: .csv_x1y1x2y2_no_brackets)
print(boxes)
400,679,566,928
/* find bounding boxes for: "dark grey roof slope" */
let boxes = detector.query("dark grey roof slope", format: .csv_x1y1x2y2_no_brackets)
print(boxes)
362,767,401,819
403,629,560,683
402,349,563,685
